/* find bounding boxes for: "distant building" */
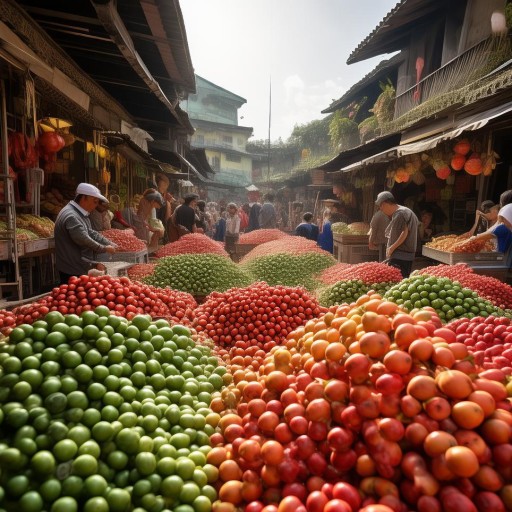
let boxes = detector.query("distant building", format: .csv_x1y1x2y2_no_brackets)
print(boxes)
182,76,254,199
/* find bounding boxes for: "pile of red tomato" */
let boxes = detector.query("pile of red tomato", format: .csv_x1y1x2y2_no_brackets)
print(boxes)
102,228,147,252
155,233,229,258
319,262,404,286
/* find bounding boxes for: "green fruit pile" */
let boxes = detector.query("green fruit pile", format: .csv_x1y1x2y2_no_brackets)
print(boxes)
317,279,394,307
144,254,251,297
384,275,506,322
241,253,336,290
0,308,226,512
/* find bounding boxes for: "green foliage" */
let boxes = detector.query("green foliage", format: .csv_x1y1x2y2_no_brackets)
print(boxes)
371,80,396,126
289,117,331,156
358,115,379,143
329,111,359,150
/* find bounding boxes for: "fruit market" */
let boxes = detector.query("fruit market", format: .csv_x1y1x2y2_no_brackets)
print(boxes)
3,1,512,512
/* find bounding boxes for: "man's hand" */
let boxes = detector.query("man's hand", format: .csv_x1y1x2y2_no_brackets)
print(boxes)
105,245,116,254
96,263,106,271
386,247,393,259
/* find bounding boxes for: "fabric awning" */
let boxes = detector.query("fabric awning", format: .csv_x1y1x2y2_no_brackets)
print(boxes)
336,100,512,173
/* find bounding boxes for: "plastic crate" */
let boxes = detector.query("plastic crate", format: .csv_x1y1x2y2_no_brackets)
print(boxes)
96,249,149,264
340,244,379,264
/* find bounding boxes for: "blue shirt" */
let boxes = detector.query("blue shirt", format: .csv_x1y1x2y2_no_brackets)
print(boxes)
492,223,512,253
317,221,333,253
295,222,319,241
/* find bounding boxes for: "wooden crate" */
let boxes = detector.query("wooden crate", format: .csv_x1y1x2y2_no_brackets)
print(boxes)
422,246,504,265
24,238,51,254
333,234,369,245
340,244,379,264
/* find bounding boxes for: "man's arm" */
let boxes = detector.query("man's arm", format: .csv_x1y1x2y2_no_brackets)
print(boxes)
386,226,409,258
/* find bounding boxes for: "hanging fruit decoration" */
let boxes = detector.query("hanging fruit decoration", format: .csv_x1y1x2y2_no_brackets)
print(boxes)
8,132,38,170
394,167,410,183
464,152,483,175
435,166,451,180
481,151,498,176
412,170,426,185
450,153,466,171
38,131,65,153
453,138,471,155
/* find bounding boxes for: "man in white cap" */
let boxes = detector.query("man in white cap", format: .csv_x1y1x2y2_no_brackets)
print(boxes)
54,183,117,284
375,191,419,278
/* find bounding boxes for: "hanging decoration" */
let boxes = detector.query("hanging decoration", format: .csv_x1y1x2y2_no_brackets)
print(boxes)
463,152,483,175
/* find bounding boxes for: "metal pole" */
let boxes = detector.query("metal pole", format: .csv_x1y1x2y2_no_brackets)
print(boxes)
267,76,271,182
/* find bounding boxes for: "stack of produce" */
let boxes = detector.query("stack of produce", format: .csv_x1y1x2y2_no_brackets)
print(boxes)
8,275,196,325
242,252,335,290
416,263,512,310
127,263,156,282
447,315,512,373
41,189,67,215
17,215,55,238
144,254,251,297
384,275,506,322
0,310,17,337
319,261,404,285
331,222,370,235
238,229,290,245
193,282,323,349
0,312,225,512
102,229,147,252
206,295,512,512
241,237,332,264
318,279,394,307
13,228,38,241
426,234,494,253
155,233,229,259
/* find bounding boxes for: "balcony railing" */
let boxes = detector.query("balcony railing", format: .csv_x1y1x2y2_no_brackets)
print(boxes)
394,35,511,120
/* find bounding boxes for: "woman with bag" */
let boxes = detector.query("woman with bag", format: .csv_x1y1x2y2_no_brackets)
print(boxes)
167,193,198,242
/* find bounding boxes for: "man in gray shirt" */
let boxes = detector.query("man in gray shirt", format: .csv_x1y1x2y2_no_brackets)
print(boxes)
375,191,418,277
54,183,116,284
369,209,390,262
259,193,277,229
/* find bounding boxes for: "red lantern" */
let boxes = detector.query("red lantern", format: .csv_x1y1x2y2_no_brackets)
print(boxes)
464,153,483,176
436,166,451,180
450,154,466,171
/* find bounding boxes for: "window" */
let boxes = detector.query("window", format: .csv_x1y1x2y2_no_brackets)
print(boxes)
195,134,204,145
222,135,233,144
226,154,241,163
212,156,220,169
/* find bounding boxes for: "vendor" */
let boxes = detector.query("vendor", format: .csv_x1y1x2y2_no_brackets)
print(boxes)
470,204,512,253
54,183,116,284
465,200,499,237
89,200,112,231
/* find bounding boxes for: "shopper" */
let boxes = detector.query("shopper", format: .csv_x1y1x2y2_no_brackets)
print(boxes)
259,193,277,229
295,212,319,241
168,193,198,241
465,200,499,237
317,211,335,254
368,208,390,262
89,200,112,232
195,200,211,234
54,183,116,285
248,200,261,232
375,191,419,278
500,190,512,207
213,207,227,242
225,203,241,254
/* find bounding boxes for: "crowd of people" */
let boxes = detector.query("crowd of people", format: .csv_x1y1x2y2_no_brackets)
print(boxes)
54,179,512,285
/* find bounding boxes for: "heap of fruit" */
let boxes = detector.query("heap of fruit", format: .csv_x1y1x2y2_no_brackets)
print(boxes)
242,253,335,290
319,262,403,286
416,264,512,311
127,263,156,282
2,275,196,330
238,229,290,245
0,311,226,512
426,234,494,253
102,229,147,253
144,254,251,297
331,222,370,235
155,233,229,259
447,315,512,373
384,275,505,322
206,294,512,512
15,215,55,238
318,280,394,307
193,282,324,349
241,238,332,264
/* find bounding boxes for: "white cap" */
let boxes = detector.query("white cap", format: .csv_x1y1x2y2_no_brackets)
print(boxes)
498,203,512,225
76,183,108,203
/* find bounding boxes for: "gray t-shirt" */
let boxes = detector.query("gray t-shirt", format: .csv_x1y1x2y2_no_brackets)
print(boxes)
369,210,390,246
385,206,419,261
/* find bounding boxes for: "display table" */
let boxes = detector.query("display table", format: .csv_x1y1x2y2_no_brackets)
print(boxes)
333,234,378,264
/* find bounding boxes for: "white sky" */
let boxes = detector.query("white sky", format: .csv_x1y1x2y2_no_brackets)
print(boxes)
180,0,399,142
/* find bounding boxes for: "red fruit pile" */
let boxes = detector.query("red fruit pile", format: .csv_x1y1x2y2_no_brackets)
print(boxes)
102,228,147,252
319,262,404,285
239,229,290,245
417,264,512,309
0,310,18,337
208,296,512,512
447,316,512,373
155,233,229,258
193,282,324,349
10,275,195,325
127,263,156,281
241,237,331,264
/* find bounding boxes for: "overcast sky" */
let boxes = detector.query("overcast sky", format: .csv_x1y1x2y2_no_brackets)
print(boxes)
180,0,398,142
